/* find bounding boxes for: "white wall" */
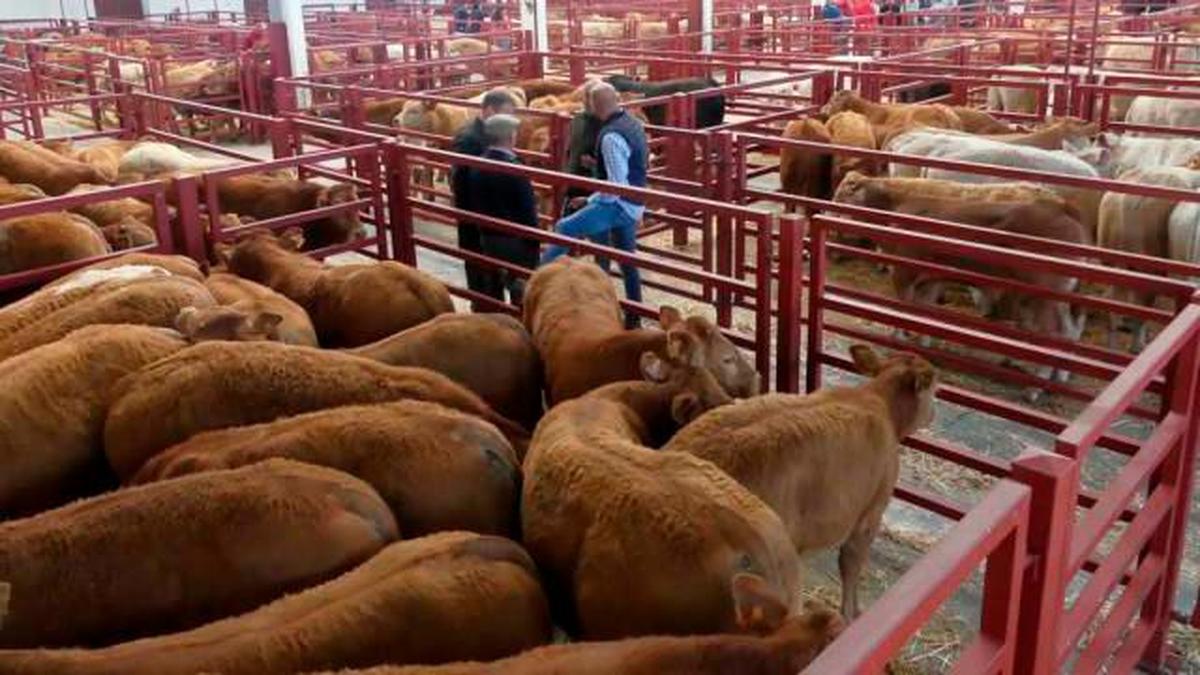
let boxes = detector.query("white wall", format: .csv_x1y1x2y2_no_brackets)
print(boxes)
0,0,94,20
143,0,244,15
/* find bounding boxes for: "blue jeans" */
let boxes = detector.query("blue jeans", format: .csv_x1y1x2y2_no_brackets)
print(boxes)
541,200,642,306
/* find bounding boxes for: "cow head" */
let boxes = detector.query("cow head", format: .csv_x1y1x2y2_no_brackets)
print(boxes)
640,326,736,425
731,574,844,650
850,344,938,436
102,216,157,250
605,74,641,93
820,90,860,117
658,305,760,398
317,183,363,241
175,305,284,344
1062,133,1115,177
396,100,438,132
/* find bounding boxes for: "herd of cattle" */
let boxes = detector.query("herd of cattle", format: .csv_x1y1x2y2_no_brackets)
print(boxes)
779,85,1200,365
0,216,947,671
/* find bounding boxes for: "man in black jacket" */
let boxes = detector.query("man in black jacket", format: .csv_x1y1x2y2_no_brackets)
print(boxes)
462,114,540,305
450,89,518,308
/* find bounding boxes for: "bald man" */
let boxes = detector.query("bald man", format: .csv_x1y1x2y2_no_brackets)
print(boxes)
541,82,648,328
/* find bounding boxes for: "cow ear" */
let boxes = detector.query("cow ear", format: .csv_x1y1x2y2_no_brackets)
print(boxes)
685,315,714,340
850,344,882,376
659,305,683,329
666,330,702,366
249,312,283,337
174,306,200,336
211,240,234,266
422,100,437,111
279,228,305,251
640,351,669,382
731,573,790,635
909,366,935,393
670,392,703,425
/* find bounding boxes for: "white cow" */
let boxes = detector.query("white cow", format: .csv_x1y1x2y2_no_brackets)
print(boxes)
1125,95,1200,134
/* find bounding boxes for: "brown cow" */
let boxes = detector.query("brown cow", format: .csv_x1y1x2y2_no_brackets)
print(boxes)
66,184,156,228
0,325,186,517
821,90,963,147
523,258,759,404
0,271,214,363
521,329,799,639
133,400,521,538
0,183,45,206
0,533,551,675
216,175,362,251
191,271,318,346
0,212,111,275
309,578,842,675
0,459,396,649
842,185,1088,389
0,141,109,195
665,345,937,618
779,117,834,209
348,313,543,430
103,340,529,478
218,230,453,347
825,111,878,192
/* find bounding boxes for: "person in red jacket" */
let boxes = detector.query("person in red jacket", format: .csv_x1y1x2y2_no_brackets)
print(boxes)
845,0,878,30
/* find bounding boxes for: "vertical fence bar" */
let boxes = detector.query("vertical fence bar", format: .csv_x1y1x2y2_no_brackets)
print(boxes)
714,131,734,328
1011,451,1079,675
386,142,416,265
775,214,804,394
804,216,828,394
1144,298,1200,662
754,213,774,395
172,174,208,266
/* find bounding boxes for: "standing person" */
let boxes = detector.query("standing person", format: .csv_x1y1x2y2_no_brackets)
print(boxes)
453,3,470,33
450,89,519,309
461,114,540,305
540,83,646,328
562,80,603,216
821,0,849,53
469,2,486,32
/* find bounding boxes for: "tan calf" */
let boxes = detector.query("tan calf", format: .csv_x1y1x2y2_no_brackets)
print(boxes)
522,329,800,638
348,313,543,430
825,111,878,192
0,212,111,275
134,400,521,538
665,345,937,618
318,578,842,675
0,533,550,675
219,230,453,347
524,258,759,404
0,325,186,517
103,340,529,478
0,460,395,649
779,117,833,207
199,271,319,346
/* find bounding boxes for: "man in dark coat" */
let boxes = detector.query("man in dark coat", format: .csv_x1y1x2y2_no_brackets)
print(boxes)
461,114,540,305
450,89,518,309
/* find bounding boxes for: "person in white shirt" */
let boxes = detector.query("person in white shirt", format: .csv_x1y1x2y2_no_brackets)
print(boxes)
540,83,647,328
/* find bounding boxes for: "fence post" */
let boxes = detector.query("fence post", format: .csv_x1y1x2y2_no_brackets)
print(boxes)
385,143,417,265
1143,302,1200,664
776,214,804,394
713,131,735,328
172,174,208,267
1010,450,1079,675
804,216,828,393
753,213,775,394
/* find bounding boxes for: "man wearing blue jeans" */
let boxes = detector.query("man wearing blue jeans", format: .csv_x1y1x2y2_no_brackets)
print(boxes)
540,82,647,329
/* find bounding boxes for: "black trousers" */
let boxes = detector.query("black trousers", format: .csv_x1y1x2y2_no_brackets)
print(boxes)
458,220,491,302
479,230,539,306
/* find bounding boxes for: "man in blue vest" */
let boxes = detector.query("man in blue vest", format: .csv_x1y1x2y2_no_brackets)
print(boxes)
541,83,646,328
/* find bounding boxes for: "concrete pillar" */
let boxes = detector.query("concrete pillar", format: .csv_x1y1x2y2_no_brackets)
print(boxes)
268,0,309,108
520,0,548,52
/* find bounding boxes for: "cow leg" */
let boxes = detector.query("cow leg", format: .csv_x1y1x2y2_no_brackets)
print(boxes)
838,519,879,620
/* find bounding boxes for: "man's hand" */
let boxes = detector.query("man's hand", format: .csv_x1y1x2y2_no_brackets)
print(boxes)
580,155,597,169
567,196,588,210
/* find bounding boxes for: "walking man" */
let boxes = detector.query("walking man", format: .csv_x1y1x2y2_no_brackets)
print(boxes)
540,82,647,328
